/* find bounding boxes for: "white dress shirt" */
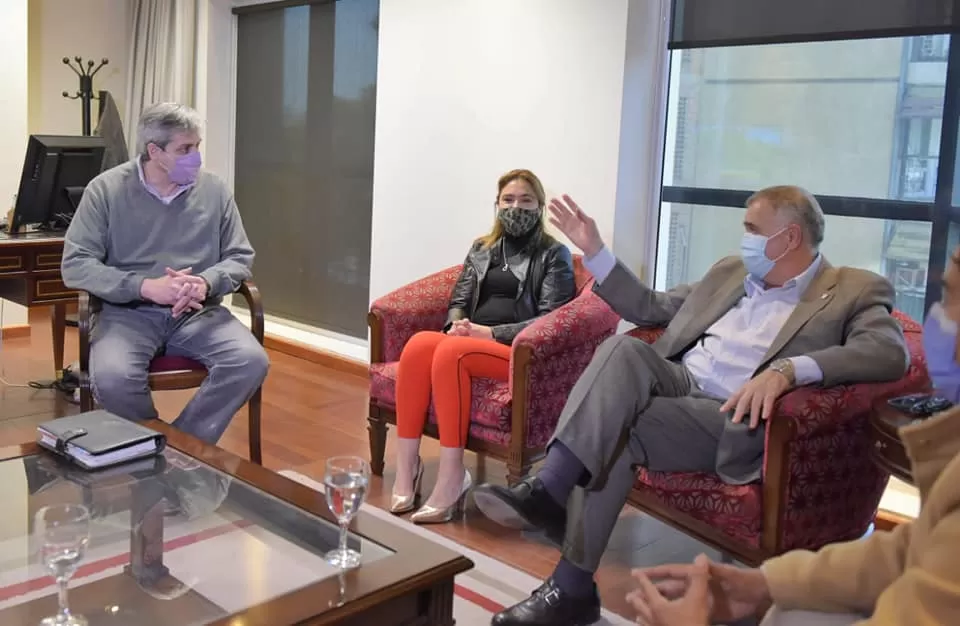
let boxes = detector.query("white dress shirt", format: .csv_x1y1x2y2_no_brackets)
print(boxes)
584,247,823,400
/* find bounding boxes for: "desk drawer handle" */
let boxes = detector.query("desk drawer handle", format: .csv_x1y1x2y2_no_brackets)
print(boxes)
36,253,62,268
0,256,23,271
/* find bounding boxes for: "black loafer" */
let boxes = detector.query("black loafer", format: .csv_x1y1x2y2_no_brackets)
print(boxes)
472,477,566,546
491,578,601,625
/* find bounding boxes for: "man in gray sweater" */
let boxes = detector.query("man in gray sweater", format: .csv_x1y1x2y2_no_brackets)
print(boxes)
61,102,269,444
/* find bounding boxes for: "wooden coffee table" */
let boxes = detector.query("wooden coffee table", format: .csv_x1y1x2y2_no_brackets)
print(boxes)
0,421,472,625
869,399,917,485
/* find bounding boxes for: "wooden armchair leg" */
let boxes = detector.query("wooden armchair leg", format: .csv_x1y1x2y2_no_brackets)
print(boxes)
368,412,388,476
506,460,530,487
248,387,263,465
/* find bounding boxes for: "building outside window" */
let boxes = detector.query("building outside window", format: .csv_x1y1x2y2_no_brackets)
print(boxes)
656,36,949,322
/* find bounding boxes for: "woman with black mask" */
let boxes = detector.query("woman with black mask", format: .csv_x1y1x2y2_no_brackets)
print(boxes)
390,169,576,524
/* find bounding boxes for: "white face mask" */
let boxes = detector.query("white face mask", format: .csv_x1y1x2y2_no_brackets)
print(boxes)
740,227,788,279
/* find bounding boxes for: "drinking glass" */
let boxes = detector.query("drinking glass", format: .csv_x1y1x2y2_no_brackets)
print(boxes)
323,456,370,569
35,504,91,626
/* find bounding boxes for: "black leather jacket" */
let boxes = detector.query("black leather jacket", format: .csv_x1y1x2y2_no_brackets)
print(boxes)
445,232,576,345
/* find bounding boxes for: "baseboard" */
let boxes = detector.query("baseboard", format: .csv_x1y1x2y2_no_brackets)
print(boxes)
0,325,30,340
875,509,912,532
264,333,368,378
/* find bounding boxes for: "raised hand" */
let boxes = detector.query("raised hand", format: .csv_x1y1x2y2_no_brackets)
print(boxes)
547,194,604,257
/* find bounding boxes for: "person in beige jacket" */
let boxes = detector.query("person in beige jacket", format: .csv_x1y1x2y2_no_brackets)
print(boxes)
626,245,960,625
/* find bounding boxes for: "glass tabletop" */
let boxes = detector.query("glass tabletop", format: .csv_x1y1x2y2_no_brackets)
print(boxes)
0,448,393,625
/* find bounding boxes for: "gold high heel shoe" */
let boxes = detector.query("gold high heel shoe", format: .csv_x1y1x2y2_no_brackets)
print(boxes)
389,458,424,514
410,469,473,525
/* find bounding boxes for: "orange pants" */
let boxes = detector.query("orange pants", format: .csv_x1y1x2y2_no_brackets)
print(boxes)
395,331,511,448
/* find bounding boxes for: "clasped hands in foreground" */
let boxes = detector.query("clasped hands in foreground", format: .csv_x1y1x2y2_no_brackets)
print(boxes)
139,267,209,317
628,554,771,626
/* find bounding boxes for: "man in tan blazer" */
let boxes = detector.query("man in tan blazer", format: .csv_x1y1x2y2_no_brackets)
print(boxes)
473,185,910,626
626,246,960,626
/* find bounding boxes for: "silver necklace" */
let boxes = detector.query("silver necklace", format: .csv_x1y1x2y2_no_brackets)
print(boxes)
501,240,509,271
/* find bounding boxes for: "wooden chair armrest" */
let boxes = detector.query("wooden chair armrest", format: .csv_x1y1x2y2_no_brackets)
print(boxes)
368,311,385,364
79,281,265,371
236,280,264,345
759,415,797,556
78,291,102,373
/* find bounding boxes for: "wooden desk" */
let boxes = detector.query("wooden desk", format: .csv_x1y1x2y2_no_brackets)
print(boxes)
0,232,74,373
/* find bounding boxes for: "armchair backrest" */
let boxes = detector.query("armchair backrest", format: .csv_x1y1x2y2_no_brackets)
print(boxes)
892,310,928,384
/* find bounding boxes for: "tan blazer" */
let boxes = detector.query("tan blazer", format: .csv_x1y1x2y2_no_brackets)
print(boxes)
595,256,909,482
763,408,960,624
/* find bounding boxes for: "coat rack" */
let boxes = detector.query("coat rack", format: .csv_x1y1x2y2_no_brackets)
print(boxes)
61,56,109,136
61,57,109,329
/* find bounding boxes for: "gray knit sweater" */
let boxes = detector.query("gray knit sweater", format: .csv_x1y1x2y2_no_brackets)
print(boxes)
61,161,254,304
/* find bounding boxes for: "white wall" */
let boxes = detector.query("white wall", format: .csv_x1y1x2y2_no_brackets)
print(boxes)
611,0,671,282
201,0,670,361
195,0,236,184
1,0,29,327
370,0,631,302
27,0,131,136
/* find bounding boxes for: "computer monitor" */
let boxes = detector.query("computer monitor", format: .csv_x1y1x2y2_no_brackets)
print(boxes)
10,135,106,233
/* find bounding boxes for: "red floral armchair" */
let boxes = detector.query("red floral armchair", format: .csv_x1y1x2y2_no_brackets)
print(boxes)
367,256,621,483
626,311,930,565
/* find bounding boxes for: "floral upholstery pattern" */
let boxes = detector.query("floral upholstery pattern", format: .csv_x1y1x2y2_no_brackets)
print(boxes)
368,257,621,449
628,310,930,556
370,265,463,363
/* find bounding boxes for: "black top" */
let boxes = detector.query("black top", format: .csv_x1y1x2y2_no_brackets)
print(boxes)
472,264,520,326
445,229,577,345
470,232,533,326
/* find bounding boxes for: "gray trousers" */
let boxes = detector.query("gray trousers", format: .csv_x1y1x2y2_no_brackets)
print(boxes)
89,303,269,444
758,606,862,626
554,335,735,572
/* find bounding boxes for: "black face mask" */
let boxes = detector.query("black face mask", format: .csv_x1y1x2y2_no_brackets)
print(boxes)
498,207,541,237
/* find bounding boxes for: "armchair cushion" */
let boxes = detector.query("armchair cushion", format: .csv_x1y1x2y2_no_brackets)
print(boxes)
149,356,207,374
628,309,930,554
634,469,763,548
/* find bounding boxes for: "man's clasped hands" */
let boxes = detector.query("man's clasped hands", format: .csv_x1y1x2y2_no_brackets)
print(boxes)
140,267,209,317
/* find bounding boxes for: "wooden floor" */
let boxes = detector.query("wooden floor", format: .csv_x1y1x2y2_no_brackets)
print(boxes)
0,309,733,622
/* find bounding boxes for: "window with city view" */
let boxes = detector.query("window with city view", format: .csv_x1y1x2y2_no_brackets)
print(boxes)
655,35,951,322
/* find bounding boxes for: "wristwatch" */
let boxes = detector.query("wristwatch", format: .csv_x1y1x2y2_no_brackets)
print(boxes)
769,358,796,386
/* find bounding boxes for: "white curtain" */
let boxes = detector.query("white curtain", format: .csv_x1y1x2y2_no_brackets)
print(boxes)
124,0,198,156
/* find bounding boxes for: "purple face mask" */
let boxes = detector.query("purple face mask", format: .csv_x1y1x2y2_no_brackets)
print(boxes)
166,151,202,186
